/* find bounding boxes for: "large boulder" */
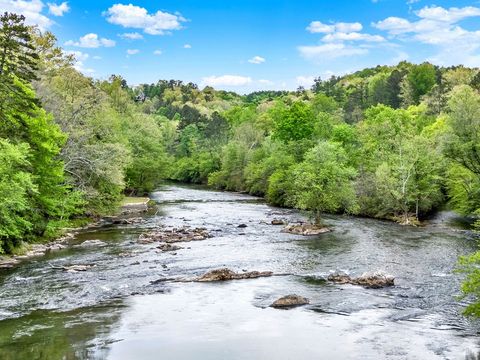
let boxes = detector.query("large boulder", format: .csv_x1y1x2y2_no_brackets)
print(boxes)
327,271,394,288
270,294,310,309
354,271,395,289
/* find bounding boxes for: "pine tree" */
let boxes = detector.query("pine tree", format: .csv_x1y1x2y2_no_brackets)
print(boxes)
0,12,40,122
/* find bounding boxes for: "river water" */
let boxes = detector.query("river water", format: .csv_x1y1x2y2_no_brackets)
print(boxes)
0,184,479,359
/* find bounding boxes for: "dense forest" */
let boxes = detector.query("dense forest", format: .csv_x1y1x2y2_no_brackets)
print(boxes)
2,12,480,314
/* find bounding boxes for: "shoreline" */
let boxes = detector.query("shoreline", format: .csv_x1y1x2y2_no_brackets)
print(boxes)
0,197,153,270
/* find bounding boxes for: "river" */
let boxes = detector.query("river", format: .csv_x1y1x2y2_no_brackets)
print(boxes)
0,184,479,359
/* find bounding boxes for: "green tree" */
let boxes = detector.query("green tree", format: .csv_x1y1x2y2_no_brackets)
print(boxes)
272,101,315,142
0,140,35,253
290,141,358,223
0,12,39,120
406,63,437,104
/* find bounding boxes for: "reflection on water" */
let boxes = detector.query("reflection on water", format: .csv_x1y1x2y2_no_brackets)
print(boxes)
0,184,479,359
0,302,125,360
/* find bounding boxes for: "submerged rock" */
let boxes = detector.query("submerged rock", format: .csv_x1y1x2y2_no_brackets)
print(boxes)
75,239,106,248
282,223,331,236
196,268,273,282
270,294,310,308
54,264,96,272
237,224,248,228
327,271,394,288
157,243,183,252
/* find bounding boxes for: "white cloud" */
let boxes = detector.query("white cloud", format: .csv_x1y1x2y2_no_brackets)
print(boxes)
153,49,162,55
373,5,480,66
120,32,143,40
373,17,412,34
65,33,116,48
322,32,385,42
104,3,186,35
298,43,368,60
0,0,52,30
335,22,363,33
306,21,362,34
202,75,252,87
296,75,315,87
64,50,94,74
183,44,192,49
248,55,265,64
48,1,69,16
126,49,139,55
416,6,480,23
92,55,102,60
302,19,383,62
306,21,334,33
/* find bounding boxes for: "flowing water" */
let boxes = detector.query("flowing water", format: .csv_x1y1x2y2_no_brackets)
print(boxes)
0,184,479,359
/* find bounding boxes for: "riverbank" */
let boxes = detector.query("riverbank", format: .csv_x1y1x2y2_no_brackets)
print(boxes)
0,197,153,269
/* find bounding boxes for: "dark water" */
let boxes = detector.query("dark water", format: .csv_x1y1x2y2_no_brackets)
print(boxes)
0,185,479,359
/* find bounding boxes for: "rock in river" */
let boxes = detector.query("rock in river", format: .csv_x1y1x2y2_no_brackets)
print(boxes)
354,271,395,289
138,227,211,244
157,243,183,252
270,294,310,309
327,271,394,288
196,268,273,282
282,223,331,236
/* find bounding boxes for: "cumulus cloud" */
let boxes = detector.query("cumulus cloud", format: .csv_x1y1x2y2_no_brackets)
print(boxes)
48,1,69,16
126,49,139,55
65,33,116,48
0,0,52,30
298,43,368,60
248,55,265,64
322,32,384,42
120,32,143,40
153,49,162,55
104,3,186,35
202,75,252,87
301,19,384,61
183,44,192,49
306,21,362,34
373,5,480,66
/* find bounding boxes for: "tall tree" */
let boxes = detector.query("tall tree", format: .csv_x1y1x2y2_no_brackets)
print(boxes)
0,12,39,120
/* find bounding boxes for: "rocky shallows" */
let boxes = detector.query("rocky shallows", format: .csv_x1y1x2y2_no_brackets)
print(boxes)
138,227,211,244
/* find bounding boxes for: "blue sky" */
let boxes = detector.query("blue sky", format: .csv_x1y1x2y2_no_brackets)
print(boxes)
2,0,480,92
